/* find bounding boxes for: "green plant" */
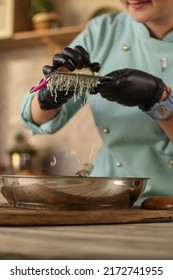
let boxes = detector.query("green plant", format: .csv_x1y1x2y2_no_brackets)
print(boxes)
23,0,54,18
8,133,37,155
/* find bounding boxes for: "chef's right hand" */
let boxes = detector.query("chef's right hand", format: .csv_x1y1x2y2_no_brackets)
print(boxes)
38,86,74,111
38,45,100,111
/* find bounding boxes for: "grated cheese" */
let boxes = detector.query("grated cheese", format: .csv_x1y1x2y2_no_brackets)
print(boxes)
46,72,99,103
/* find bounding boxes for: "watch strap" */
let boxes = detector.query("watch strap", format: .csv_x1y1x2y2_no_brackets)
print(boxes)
146,90,173,120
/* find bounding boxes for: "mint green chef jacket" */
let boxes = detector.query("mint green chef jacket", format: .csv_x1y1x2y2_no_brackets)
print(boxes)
21,12,173,206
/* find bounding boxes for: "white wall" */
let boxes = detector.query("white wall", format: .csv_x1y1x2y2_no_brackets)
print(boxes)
58,0,123,25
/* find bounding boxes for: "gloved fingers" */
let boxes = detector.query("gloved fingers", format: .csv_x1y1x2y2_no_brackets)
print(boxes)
62,47,85,69
38,88,59,110
53,53,75,71
74,45,91,67
91,62,101,72
55,89,74,99
42,65,56,75
103,69,130,79
52,46,92,71
96,82,118,99
38,87,74,110
97,81,111,91
73,46,101,72
96,69,128,92
43,46,101,84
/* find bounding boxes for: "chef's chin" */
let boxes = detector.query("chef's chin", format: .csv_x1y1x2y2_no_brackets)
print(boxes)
128,6,153,23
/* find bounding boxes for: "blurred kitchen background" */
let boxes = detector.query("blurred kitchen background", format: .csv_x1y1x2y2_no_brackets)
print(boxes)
0,0,123,176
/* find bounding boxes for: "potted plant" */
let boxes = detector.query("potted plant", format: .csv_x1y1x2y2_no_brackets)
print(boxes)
23,0,60,30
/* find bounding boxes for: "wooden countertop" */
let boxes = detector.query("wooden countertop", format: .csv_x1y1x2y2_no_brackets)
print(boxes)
0,202,173,260
0,223,173,260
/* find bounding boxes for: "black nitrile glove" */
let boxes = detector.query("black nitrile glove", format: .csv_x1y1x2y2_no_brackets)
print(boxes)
38,88,74,111
97,69,165,111
38,45,100,110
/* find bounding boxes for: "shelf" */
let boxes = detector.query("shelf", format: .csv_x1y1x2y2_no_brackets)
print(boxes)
0,25,85,50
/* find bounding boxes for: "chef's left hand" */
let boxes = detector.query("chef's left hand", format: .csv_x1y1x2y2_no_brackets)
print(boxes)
42,45,101,74
97,69,167,111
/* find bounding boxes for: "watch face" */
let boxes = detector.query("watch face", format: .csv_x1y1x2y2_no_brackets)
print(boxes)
154,105,171,119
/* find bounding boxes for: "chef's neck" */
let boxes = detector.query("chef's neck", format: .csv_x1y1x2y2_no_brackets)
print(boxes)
145,19,173,40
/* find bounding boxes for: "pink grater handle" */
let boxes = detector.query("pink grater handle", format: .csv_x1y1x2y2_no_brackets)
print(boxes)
30,79,48,93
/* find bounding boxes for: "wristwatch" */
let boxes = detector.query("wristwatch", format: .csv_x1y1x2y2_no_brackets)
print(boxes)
146,90,173,120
